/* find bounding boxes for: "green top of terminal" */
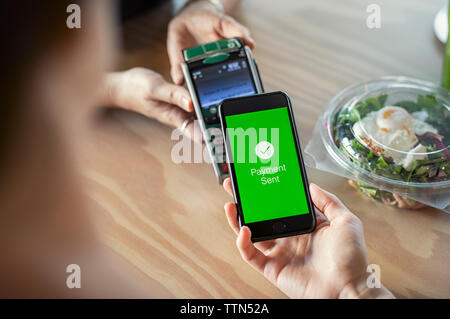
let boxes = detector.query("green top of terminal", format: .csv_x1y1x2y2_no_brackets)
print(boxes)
183,38,242,61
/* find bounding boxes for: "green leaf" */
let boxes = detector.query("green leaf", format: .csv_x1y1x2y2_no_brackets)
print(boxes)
394,165,403,174
358,185,379,198
406,160,419,181
414,165,430,176
417,94,438,108
377,156,388,168
377,94,388,107
393,100,419,113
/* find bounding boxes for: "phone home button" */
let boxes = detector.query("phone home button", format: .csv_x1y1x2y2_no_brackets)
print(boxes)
272,222,286,233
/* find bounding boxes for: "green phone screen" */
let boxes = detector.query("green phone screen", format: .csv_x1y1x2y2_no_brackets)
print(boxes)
225,107,310,223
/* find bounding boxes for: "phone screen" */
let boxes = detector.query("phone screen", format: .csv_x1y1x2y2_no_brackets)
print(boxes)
190,57,256,109
224,107,311,223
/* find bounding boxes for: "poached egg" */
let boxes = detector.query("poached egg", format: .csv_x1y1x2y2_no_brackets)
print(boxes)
352,106,437,169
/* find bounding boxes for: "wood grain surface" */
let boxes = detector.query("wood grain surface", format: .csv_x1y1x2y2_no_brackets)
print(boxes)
80,0,450,298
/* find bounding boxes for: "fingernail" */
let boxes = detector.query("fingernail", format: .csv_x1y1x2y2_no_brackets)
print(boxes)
246,36,255,48
182,97,191,110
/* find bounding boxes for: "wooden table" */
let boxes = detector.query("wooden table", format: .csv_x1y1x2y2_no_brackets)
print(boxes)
80,0,450,298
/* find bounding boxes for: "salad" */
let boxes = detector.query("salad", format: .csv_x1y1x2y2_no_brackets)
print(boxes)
333,93,450,208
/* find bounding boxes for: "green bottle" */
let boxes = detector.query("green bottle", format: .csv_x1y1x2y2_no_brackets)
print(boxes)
442,2,450,89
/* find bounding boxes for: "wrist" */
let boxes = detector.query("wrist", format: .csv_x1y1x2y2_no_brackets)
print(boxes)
338,273,395,299
97,72,122,107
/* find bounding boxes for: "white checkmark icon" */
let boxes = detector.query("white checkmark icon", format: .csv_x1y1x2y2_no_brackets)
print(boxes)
255,141,274,160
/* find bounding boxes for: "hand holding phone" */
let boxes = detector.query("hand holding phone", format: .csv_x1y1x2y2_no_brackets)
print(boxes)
222,179,393,299
219,92,315,241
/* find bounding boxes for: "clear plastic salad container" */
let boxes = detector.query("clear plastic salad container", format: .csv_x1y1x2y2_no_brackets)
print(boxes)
305,77,450,212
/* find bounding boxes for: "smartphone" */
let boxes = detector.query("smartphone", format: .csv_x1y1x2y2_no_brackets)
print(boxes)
219,92,316,242
181,38,264,184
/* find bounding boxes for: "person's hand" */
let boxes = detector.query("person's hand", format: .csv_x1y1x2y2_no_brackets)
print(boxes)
223,178,394,299
100,67,202,143
167,0,255,84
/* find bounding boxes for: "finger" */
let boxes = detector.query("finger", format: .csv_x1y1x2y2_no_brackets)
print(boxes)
167,24,197,85
223,177,233,197
152,81,193,112
313,207,330,229
168,50,186,86
224,202,239,235
187,122,204,145
216,16,255,50
309,183,352,223
225,205,275,253
236,226,268,273
255,239,276,254
223,179,275,252
154,103,204,145
150,101,188,128
314,207,328,223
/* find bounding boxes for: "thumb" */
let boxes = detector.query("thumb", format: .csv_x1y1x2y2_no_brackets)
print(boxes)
216,16,255,49
309,183,352,223
169,57,185,86
167,21,197,85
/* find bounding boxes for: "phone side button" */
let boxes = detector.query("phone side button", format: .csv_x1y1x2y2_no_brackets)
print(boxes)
272,222,287,233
